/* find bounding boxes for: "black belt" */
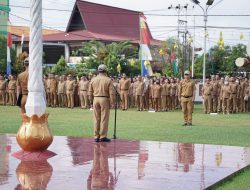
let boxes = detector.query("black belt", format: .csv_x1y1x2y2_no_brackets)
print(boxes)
121,89,129,91
182,96,192,98
94,96,109,98
80,90,87,91
232,93,236,94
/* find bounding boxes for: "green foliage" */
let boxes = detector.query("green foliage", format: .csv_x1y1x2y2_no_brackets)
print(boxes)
51,56,68,75
194,43,250,78
78,40,138,76
163,63,174,77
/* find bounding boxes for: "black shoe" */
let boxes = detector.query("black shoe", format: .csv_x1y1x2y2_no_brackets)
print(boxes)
187,123,192,126
100,137,111,142
182,123,187,126
94,138,99,142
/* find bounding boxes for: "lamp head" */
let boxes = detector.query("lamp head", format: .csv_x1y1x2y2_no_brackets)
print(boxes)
190,0,200,4
206,0,214,5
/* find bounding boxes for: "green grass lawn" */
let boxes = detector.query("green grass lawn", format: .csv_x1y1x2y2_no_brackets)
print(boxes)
0,105,250,189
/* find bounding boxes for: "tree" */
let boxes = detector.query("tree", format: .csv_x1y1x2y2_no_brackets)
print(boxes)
78,40,138,76
51,56,68,75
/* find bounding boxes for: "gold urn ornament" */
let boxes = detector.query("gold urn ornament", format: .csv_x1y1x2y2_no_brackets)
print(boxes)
16,114,53,151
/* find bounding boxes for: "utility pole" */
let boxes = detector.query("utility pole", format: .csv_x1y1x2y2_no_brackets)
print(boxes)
168,4,189,77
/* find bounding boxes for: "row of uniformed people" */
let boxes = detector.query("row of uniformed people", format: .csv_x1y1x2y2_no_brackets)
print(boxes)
41,73,181,111
202,75,250,114
0,75,18,106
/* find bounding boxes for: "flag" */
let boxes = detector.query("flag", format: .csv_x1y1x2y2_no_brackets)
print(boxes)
7,32,12,75
140,15,153,76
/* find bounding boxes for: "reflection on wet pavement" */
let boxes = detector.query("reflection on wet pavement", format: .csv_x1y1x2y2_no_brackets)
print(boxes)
0,134,250,190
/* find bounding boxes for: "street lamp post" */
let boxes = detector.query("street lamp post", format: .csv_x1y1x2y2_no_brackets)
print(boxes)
190,0,214,84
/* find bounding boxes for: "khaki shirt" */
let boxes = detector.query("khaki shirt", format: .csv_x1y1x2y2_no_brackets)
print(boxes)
58,81,66,94
202,83,213,96
8,80,16,90
211,81,219,96
120,78,130,91
153,84,162,98
17,71,28,95
161,83,167,96
79,80,89,91
179,79,195,98
229,83,238,94
89,74,113,97
222,85,231,99
66,80,75,91
135,81,144,96
49,79,57,92
170,83,177,96
0,80,7,90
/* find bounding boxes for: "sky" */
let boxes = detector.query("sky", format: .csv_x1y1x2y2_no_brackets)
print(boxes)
9,0,250,49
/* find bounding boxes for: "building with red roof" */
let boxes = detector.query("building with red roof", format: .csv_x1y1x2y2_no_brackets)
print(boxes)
13,0,161,65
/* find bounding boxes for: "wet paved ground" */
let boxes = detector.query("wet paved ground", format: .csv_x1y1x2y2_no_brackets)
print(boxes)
0,134,250,190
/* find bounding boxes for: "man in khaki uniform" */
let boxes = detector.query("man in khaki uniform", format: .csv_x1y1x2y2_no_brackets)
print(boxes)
229,77,239,113
0,75,7,105
8,75,17,106
79,76,89,109
46,75,51,106
221,80,231,114
119,73,130,111
135,76,144,111
49,74,57,107
178,71,195,126
89,64,113,142
66,75,75,108
17,58,29,113
161,79,167,111
202,79,213,114
170,78,177,110
57,76,66,107
218,77,224,112
211,75,220,113
153,80,162,112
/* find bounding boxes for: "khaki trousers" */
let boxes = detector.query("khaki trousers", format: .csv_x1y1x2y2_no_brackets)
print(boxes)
170,95,176,110
212,95,218,112
66,91,74,108
231,94,237,113
161,95,167,111
204,95,212,113
58,93,64,107
181,97,193,124
93,97,110,139
154,98,161,111
80,90,88,108
46,91,51,106
136,95,144,111
49,91,57,107
0,90,6,105
120,90,129,110
8,90,16,105
222,98,230,114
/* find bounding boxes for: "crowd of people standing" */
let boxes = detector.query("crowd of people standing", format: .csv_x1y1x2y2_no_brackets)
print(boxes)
0,72,250,114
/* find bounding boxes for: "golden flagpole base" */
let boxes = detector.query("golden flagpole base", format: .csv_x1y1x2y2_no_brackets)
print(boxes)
16,114,53,151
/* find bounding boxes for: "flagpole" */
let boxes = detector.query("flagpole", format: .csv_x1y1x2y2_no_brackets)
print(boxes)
139,13,143,76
